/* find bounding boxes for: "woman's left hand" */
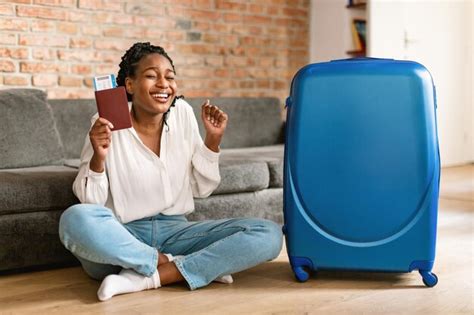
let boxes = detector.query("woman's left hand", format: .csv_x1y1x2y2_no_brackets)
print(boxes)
201,99,228,152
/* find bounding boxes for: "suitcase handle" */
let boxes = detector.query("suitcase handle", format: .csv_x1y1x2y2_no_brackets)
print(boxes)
330,57,394,62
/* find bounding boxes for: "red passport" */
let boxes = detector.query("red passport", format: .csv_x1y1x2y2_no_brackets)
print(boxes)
94,86,132,131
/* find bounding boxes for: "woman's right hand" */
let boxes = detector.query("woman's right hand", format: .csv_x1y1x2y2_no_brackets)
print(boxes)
89,117,114,172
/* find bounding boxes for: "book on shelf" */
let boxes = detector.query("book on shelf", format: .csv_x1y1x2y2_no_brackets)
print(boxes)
351,19,366,50
348,0,367,5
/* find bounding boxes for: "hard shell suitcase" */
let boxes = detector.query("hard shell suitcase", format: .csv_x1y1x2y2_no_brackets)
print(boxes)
283,58,440,287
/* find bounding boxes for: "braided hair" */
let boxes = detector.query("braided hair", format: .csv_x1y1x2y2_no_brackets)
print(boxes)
116,42,183,128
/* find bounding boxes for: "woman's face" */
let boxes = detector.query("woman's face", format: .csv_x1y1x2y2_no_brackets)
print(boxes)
125,53,178,116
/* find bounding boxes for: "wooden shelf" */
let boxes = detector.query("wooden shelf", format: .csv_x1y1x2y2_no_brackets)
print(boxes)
346,3,366,9
346,49,366,57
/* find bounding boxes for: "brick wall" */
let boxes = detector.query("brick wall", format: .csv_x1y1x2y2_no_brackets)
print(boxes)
0,0,309,104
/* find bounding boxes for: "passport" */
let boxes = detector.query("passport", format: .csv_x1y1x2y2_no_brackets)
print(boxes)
94,86,132,131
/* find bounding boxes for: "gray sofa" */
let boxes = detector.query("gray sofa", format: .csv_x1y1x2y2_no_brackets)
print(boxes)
0,89,284,272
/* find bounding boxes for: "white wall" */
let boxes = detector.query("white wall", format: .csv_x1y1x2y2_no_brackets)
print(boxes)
370,0,473,166
310,0,366,63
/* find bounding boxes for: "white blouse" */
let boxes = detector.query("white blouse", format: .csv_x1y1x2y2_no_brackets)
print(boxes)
72,98,221,223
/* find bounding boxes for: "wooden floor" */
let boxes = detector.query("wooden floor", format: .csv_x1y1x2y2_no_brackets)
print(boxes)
1,165,473,314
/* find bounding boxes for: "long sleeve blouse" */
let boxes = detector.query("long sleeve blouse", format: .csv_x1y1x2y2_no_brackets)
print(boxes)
72,98,221,223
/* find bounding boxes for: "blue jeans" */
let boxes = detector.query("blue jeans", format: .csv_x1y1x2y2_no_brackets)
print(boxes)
59,204,283,290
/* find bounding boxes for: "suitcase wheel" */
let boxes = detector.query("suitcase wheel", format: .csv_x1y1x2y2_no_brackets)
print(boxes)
419,270,438,287
293,266,311,282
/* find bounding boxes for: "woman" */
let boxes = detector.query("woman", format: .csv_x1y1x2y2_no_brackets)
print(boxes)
59,42,283,301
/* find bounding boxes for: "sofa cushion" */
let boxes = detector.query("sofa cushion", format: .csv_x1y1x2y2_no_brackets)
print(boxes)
63,158,270,195
186,97,283,149
189,188,283,224
214,160,269,194
221,145,284,188
49,99,97,160
0,166,79,215
0,89,64,169
0,210,77,271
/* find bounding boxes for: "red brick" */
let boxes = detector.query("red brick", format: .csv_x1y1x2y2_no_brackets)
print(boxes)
257,79,271,88
273,80,287,90
221,35,238,46
71,64,92,75
4,75,29,86
20,62,68,73
282,7,308,18
32,74,57,87
163,31,184,42
179,79,203,89
133,16,174,27
0,4,15,15
229,46,245,56
32,48,57,60
0,47,28,59
30,20,56,32
184,89,214,98
173,55,203,66
68,11,91,22
91,12,114,24
79,0,122,11
70,37,92,48
6,0,31,3
202,33,220,44
248,4,265,14
57,22,78,34
193,21,210,32
112,14,134,25
184,9,220,21
214,69,230,77
162,0,193,6
267,6,280,15
94,64,118,75
81,25,101,36
33,0,76,7
216,0,246,10
177,44,214,55
212,23,231,33
259,57,274,67
243,15,272,25
96,52,122,63
0,33,16,45
205,56,223,67
94,39,135,51
103,27,145,39
224,56,247,67
223,13,241,23
83,77,93,88
194,0,212,9
59,75,83,87
232,68,249,79
208,80,235,89
16,5,68,20
0,61,16,72
124,3,165,16
0,18,29,31
19,34,68,47
181,67,213,78
239,81,254,89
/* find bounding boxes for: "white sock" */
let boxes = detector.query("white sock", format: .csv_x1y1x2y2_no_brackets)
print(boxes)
171,255,233,284
97,268,161,301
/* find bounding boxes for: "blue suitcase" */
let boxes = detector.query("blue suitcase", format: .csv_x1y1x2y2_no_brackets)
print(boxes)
283,58,440,287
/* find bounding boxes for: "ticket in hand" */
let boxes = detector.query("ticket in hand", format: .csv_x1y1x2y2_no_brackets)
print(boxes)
93,74,117,91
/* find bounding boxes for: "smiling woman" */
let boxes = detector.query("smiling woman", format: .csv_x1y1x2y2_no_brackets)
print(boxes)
57,42,283,302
